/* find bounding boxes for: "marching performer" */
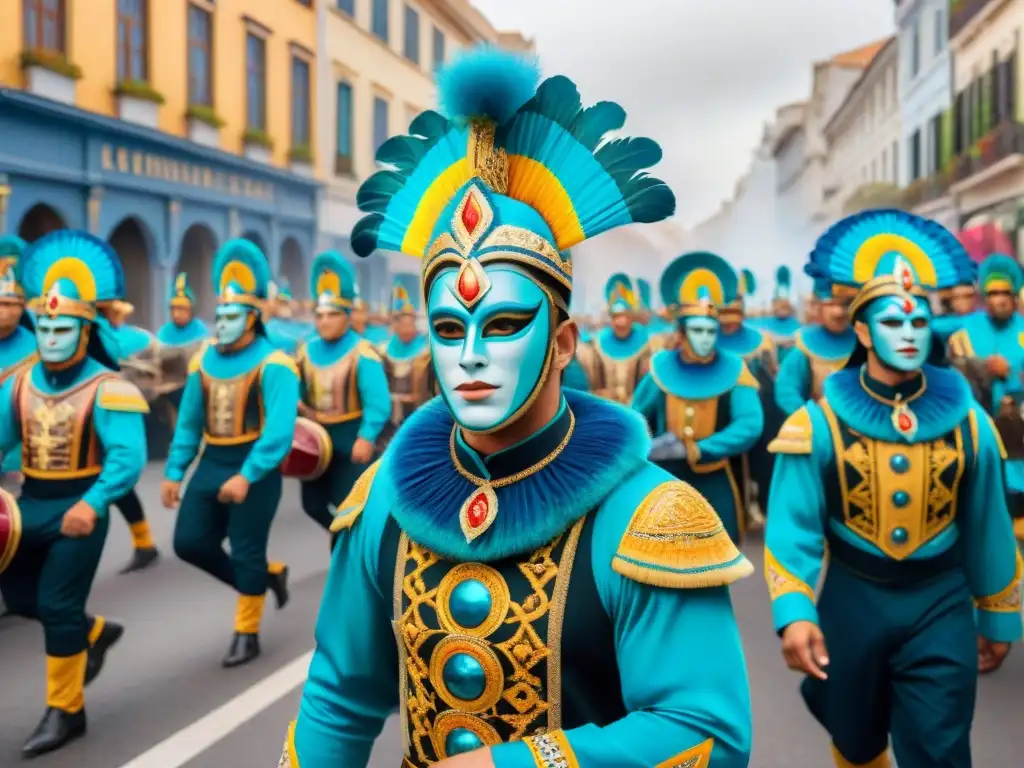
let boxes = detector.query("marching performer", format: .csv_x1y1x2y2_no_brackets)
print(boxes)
0,236,36,492
0,231,146,756
758,266,802,357
774,275,856,416
932,272,978,344
265,279,300,355
377,273,433,450
281,47,752,767
590,273,651,404
161,239,298,668
765,210,1021,768
295,251,389,534
156,272,209,348
633,251,764,543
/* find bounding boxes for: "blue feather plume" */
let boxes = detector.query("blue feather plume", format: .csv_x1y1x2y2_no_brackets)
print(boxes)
979,252,1023,291
211,238,271,298
20,230,125,302
437,46,540,125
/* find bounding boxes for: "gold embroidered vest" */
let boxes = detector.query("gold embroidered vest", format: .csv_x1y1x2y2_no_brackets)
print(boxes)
383,351,431,428
199,367,264,445
593,346,647,405
297,348,362,425
1,352,37,387
808,354,844,401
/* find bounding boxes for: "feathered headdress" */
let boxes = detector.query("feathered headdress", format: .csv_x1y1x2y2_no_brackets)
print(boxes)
0,234,27,302
169,271,195,309
660,251,738,319
311,250,356,312
978,253,1022,295
349,46,674,310
391,273,420,316
636,278,653,312
605,273,637,314
212,239,271,309
773,265,791,301
740,269,756,299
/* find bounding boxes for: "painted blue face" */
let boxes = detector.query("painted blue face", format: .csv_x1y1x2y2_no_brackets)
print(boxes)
214,303,251,346
683,316,718,359
864,295,932,372
428,265,553,432
36,315,83,364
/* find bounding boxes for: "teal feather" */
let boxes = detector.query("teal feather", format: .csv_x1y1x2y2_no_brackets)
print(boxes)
436,45,540,125
20,230,125,302
376,135,430,171
211,238,271,298
776,265,791,285
522,75,582,129
595,137,663,184
409,111,449,139
979,252,1023,292
311,250,355,300
357,170,409,213
617,174,675,224
568,101,626,150
351,216,383,258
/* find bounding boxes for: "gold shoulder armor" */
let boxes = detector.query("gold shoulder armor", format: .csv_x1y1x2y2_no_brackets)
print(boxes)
948,329,973,358
294,342,307,366
612,480,754,589
187,339,211,374
329,459,382,533
97,378,151,414
736,361,759,390
264,349,300,377
358,338,382,362
767,406,813,455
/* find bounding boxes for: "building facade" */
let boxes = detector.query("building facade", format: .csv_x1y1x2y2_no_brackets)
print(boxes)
896,0,957,228
948,0,1024,255
1,0,321,327
315,0,531,312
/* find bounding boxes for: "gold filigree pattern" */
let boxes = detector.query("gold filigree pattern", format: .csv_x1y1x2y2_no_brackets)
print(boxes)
524,730,580,768
767,406,813,455
976,551,1024,613
20,373,111,479
436,564,511,637
763,548,816,602
654,737,715,768
431,711,502,761
300,349,362,424
468,120,509,194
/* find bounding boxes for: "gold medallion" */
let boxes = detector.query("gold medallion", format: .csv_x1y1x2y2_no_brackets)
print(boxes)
459,484,498,543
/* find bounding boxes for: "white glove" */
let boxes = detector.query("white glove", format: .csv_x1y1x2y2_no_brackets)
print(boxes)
649,432,687,461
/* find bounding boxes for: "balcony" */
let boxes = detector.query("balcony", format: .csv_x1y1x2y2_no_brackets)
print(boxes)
951,120,1024,184
842,183,902,215
950,0,998,41
901,173,953,209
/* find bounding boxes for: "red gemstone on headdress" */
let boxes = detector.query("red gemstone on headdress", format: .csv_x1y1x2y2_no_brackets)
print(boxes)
902,268,913,291
467,492,489,528
48,295,58,310
461,196,481,234
897,413,912,432
902,298,914,313
458,267,480,302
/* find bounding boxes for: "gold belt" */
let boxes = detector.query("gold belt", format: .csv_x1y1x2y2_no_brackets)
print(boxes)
314,409,363,425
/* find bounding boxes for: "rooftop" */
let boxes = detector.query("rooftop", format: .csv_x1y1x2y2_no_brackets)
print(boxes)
829,37,891,68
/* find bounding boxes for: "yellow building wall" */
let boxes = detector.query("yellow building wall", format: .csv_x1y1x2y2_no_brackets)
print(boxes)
0,0,318,173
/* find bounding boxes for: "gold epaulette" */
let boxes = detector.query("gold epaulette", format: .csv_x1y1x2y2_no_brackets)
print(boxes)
279,721,299,767
187,339,212,374
264,349,300,376
358,338,382,362
97,378,151,414
611,480,754,589
329,459,382,533
767,406,813,454
948,328,973,358
736,361,759,390
294,342,307,367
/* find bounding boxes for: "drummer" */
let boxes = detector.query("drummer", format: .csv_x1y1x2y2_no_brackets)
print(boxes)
160,238,298,668
295,251,390,540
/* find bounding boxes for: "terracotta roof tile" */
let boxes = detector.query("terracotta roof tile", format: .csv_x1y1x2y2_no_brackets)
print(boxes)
831,37,892,68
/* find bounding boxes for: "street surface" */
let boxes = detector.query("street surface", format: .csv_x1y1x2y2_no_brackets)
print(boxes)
1,464,1021,767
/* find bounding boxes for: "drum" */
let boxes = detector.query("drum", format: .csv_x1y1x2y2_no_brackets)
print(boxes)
0,487,22,575
280,417,334,481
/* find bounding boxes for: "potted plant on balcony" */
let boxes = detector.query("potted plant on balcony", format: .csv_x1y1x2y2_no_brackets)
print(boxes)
242,128,274,164
186,104,225,148
288,145,314,176
20,49,82,105
114,80,165,128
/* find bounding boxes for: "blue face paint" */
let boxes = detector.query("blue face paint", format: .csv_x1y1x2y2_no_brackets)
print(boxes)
214,303,251,346
428,266,553,432
36,315,83,364
683,316,718,359
864,295,932,372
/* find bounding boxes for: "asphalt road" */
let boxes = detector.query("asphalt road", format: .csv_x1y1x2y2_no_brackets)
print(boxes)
1,465,1022,767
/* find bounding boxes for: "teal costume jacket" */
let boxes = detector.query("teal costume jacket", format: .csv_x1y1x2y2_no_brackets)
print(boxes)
0,325,37,472
156,317,209,347
165,336,300,483
283,390,753,768
773,326,856,416
765,365,1023,643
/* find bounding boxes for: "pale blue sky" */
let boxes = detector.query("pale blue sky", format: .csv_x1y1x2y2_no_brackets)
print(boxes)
472,0,896,227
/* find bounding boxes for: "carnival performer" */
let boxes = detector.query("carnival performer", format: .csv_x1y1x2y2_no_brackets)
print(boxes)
280,47,753,768
765,210,1022,768
161,238,298,668
0,236,36,493
758,266,801,358
265,279,300,355
156,272,210,348
774,275,857,416
296,251,389,534
590,273,651,404
632,252,764,543
0,230,146,756
932,271,978,344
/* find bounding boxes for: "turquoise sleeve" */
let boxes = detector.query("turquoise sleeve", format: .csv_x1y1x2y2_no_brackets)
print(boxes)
293,481,399,766
355,355,390,442
963,407,1024,643
696,385,763,462
84,406,148,515
165,371,204,482
0,376,20,456
774,348,810,415
240,362,300,483
764,406,832,632
630,372,664,433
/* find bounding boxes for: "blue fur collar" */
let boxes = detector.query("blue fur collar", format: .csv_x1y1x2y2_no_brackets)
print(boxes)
717,324,764,357
384,389,651,561
823,364,972,443
596,325,649,359
796,325,856,361
649,348,745,400
760,316,801,339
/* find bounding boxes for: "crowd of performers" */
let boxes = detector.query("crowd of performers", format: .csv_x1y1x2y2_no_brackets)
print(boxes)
0,46,1021,768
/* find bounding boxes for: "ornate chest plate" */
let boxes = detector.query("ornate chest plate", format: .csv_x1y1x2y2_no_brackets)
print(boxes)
301,350,360,424
200,367,262,444
18,373,110,478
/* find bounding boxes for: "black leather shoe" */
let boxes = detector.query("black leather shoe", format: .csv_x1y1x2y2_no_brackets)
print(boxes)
267,566,290,610
85,621,124,685
21,707,86,757
118,547,160,574
222,633,260,668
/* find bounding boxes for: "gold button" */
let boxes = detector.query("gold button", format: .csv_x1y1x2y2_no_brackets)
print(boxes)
684,407,695,417
683,426,694,437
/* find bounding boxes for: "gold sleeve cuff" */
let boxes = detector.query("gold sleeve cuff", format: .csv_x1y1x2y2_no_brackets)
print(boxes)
975,549,1023,613
764,547,816,602
612,480,755,589
264,349,300,377
329,459,382,533
524,730,580,768
736,361,759,391
278,720,299,767
358,339,382,362
97,379,151,414
655,738,715,768
767,406,813,455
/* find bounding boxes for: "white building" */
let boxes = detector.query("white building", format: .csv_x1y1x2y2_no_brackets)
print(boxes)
823,37,901,221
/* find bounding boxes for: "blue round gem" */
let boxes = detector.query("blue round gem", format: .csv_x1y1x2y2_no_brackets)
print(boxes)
891,527,909,545
449,579,491,629
446,727,484,756
890,454,910,473
892,490,910,507
443,653,486,701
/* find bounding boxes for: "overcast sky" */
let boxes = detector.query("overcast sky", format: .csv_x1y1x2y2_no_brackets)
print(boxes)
471,0,896,228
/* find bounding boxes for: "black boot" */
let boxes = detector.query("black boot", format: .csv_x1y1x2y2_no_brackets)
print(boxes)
267,566,290,610
21,707,87,757
85,621,124,685
222,633,260,668
118,547,160,574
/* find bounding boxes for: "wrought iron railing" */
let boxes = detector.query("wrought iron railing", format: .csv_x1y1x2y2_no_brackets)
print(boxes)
952,120,1024,182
